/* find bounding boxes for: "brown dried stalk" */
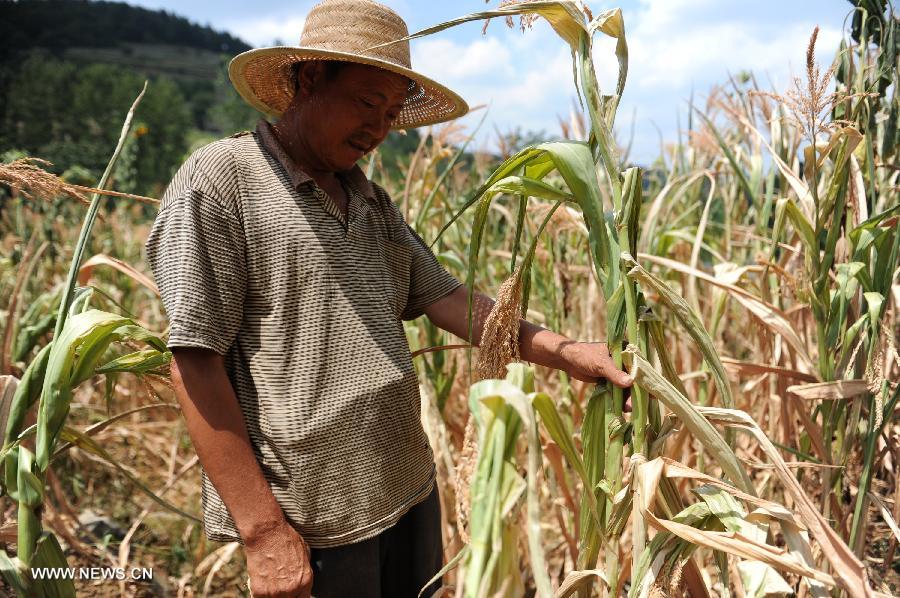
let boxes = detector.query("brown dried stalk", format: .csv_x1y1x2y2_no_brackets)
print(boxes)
0,157,158,205
456,270,525,541
752,27,872,146
0,157,89,203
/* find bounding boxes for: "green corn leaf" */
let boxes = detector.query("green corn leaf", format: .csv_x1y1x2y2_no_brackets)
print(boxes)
648,321,689,399
5,343,51,447
694,484,747,533
13,311,55,365
863,292,884,342
630,502,713,598
849,200,900,239
578,386,607,570
35,310,168,470
518,201,564,314
623,254,735,410
486,176,574,204
625,348,754,494
36,311,129,469
4,447,19,500
67,286,94,316
618,167,642,256
0,550,28,596
739,560,794,598
16,447,41,508
532,392,601,530
31,532,76,598
447,142,613,347
95,349,172,376
435,250,464,272
510,194,528,273
16,447,41,568
466,366,552,597
825,263,867,348
774,197,816,262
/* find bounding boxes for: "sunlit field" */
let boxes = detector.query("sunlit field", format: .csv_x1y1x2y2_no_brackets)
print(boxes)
0,1,897,596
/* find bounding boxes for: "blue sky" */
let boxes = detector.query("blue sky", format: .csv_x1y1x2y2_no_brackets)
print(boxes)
125,1,850,164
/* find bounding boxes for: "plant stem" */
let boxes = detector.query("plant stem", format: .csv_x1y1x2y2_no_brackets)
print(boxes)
51,82,147,339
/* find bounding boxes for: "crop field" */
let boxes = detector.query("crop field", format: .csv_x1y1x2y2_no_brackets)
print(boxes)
0,1,897,596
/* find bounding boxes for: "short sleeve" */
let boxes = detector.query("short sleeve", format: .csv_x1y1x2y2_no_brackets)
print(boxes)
145,150,246,355
375,193,461,321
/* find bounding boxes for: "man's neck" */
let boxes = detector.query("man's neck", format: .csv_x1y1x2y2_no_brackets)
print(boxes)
271,117,338,187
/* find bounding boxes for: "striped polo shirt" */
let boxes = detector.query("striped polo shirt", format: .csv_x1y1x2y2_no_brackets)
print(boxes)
145,120,462,547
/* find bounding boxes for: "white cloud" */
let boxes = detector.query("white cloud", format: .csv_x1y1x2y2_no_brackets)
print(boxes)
412,37,514,81
588,0,845,162
627,20,842,90
633,0,718,37
227,16,307,47
411,22,579,141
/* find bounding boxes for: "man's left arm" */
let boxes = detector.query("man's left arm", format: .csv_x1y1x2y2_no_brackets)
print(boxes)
424,285,633,388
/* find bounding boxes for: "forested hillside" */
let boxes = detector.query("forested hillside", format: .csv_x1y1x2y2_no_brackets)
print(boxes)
0,0,265,196
0,0,426,197
0,0,250,56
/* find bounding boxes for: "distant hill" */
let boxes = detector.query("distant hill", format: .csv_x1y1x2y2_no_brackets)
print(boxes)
0,0,420,194
0,0,261,194
0,0,251,64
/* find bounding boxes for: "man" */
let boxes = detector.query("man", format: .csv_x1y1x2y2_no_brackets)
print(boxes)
145,1,632,596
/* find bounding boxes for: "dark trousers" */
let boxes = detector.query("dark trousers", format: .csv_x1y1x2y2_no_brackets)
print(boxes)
310,484,443,597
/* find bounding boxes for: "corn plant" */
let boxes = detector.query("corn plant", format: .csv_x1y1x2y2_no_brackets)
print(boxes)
405,1,892,596
0,84,177,597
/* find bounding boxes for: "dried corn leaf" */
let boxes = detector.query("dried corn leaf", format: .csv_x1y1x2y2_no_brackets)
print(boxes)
728,291,817,373
721,358,817,383
654,458,797,525
787,380,869,400
553,568,609,598
742,117,815,218
696,407,874,597
637,253,787,313
738,560,794,597
637,457,829,598
78,254,160,296
643,512,835,586
867,492,900,543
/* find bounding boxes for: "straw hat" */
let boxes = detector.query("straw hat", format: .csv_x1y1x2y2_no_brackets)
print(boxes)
228,0,469,129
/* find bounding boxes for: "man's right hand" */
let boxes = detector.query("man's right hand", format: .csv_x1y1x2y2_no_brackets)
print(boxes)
244,521,314,598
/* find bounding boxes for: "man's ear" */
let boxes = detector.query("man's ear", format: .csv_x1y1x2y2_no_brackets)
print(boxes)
296,61,327,98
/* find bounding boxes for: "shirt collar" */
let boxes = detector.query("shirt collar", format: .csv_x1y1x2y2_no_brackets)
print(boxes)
255,119,377,202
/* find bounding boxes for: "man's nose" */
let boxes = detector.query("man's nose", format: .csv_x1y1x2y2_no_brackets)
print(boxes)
363,110,392,140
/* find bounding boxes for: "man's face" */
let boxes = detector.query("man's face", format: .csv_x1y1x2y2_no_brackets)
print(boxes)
296,62,410,172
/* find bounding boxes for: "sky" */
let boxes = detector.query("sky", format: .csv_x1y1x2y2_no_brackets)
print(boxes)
124,0,851,164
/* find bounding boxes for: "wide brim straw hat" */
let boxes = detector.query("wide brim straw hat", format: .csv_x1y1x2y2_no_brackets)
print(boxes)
229,0,469,130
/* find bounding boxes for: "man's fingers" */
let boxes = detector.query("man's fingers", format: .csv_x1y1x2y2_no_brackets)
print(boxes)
610,368,634,388
600,358,633,388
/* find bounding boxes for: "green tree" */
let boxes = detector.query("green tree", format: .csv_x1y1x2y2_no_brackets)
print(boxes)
1,55,190,194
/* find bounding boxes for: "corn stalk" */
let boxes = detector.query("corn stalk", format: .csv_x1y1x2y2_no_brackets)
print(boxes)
0,84,175,597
